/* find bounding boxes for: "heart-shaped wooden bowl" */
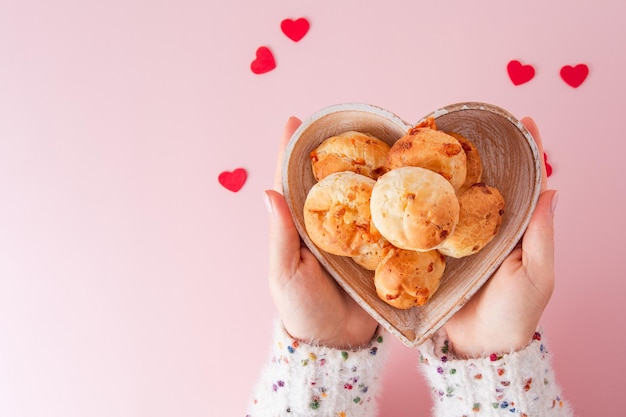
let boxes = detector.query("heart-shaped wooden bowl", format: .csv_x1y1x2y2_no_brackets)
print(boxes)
282,102,542,347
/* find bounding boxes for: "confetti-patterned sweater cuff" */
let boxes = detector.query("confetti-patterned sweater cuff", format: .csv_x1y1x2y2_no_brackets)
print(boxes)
246,322,388,417
418,329,573,416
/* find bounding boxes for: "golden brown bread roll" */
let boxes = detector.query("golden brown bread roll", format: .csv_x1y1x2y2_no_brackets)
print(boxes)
370,166,460,252
446,131,483,193
437,183,506,258
303,171,381,257
310,131,391,181
374,247,445,309
352,238,392,270
386,127,467,191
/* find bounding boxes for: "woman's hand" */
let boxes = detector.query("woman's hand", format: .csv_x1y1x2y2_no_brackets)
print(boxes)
443,117,559,357
264,117,378,349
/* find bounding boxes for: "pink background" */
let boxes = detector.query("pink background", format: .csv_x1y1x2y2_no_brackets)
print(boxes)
1,1,624,416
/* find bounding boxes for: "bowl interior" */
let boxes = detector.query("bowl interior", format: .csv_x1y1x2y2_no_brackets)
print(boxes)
282,102,541,346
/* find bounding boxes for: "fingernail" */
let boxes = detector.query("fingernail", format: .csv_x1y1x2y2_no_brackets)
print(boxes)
263,191,274,214
550,191,559,213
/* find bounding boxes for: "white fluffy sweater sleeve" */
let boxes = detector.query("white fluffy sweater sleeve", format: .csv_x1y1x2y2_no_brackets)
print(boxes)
246,322,388,417
418,329,573,416
246,324,573,417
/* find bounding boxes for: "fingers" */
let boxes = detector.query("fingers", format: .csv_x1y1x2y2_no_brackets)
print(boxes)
266,116,303,286
274,116,302,192
521,189,558,284
265,189,302,278
520,117,555,276
520,117,548,193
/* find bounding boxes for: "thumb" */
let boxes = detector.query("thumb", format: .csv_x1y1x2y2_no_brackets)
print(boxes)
264,189,302,277
521,189,559,281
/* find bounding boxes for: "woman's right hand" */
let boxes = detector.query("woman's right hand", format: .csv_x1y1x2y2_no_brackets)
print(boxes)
264,117,379,349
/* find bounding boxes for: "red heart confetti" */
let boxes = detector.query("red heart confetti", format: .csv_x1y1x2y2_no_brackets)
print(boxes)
250,46,276,74
544,152,553,177
507,60,536,86
281,17,310,42
560,63,589,88
218,168,248,192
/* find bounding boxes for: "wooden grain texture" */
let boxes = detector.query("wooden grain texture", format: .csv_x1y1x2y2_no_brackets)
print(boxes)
282,102,542,347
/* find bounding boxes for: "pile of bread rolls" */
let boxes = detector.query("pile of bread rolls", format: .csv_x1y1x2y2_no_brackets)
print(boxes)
303,118,505,309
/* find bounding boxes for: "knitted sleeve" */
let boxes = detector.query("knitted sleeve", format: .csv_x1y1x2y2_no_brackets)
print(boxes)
418,329,574,417
246,322,388,417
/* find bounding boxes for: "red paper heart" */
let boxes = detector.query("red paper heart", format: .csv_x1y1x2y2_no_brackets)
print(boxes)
544,152,553,177
560,63,589,88
250,46,276,74
507,60,535,86
281,17,310,42
218,168,247,192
